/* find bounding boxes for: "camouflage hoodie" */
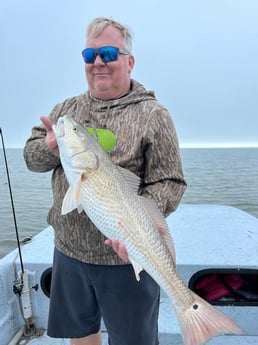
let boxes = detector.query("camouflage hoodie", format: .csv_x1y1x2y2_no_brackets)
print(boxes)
24,79,186,265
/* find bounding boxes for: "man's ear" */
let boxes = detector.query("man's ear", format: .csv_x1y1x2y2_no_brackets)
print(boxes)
128,55,135,72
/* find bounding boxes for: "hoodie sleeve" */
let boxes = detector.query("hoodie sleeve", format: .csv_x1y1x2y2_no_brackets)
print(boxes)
140,107,187,217
23,97,77,173
23,121,60,173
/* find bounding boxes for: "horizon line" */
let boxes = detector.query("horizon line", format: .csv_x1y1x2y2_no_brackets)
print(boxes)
3,143,258,150
180,142,258,149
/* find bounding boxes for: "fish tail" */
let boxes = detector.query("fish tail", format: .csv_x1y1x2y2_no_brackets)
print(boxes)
175,292,243,345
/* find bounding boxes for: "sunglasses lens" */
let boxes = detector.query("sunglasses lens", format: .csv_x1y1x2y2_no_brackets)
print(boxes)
99,46,118,62
81,46,121,64
82,48,96,64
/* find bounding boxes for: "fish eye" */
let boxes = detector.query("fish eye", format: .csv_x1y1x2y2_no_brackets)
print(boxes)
73,126,78,132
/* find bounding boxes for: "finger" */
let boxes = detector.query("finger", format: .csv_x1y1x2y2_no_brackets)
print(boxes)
111,239,120,252
118,246,129,262
104,239,112,247
105,239,120,252
114,240,129,262
104,239,129,262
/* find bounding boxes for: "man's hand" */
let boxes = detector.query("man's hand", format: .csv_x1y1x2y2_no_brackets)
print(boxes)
105,239,129,263
40,116,59,157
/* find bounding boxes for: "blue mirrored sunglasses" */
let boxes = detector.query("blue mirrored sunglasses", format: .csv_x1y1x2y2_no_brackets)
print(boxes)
81,46,130,64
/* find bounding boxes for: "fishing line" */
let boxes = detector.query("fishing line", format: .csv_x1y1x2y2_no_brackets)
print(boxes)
0,127,24,273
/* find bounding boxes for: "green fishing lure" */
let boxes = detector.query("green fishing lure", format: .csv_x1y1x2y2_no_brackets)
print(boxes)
85,127,116,152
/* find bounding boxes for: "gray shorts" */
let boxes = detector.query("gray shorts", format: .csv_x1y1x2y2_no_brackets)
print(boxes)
47,248,160,345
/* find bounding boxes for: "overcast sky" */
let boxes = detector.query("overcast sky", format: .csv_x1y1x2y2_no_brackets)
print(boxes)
0,0,257,148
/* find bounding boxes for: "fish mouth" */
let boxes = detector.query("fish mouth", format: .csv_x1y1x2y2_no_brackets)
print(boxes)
53,117,65,137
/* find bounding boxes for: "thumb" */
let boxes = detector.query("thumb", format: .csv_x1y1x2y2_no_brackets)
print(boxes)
40,116,53,132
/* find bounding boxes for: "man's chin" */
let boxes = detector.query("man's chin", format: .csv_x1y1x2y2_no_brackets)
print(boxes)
94,81,111,92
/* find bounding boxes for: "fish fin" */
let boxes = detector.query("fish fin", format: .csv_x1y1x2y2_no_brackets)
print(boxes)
73,173,87,202
62,174,86,215
117,167,141,193
130,258,143,281
175,292,243,345
161,231,176,266
61,187,78,215
139,196,176,264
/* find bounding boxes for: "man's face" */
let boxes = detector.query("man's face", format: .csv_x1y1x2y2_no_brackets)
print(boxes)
85,26,134,100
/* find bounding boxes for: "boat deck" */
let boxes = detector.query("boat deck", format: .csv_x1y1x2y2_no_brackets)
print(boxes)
14,296,258,345
15,326,258,345
16,333,258,345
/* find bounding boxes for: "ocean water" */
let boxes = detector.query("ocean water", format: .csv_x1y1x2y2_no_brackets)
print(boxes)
0,147,257,259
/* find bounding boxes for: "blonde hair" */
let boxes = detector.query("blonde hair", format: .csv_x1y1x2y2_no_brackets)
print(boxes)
86,17,133,53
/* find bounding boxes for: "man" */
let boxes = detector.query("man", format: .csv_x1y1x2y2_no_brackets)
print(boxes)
24,17,186,345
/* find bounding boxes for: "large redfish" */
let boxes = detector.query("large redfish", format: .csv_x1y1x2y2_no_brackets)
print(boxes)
53,115,242,345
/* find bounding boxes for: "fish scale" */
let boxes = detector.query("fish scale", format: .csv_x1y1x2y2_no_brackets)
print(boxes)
53,115,243,345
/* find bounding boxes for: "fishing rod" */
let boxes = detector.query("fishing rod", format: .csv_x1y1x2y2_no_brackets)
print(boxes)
0,127,41,339
0,127,24,273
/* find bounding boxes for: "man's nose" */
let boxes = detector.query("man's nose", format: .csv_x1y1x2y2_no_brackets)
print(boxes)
94,54,105,64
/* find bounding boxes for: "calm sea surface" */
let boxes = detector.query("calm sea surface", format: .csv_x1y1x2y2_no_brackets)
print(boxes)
0,148,257,258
